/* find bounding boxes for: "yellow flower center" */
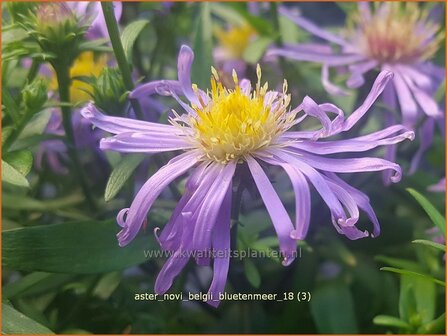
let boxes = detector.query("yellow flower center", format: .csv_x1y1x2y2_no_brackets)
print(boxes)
350,3,442,64
173,66,295,164
216,24,256,59
50,52,108,104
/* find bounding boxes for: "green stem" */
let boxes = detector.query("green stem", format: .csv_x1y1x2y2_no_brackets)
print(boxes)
54,64,96,210
270,3,301,83
101,2,143,120
270,4,287,74
26,59,40,84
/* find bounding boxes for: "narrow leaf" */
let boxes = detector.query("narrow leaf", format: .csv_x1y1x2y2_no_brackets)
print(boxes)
407,188,445,236
380,267,445,287
104,154,145,202
2,159,29,188
3,150,33,176
242,36,274,64
2,303,54,334
2,219,155,274
244,259,261,288
373,315,411,329
121,19,150,62
412,239,445,252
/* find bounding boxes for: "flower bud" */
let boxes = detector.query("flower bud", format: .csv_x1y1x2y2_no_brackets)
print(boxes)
22,78,48,112
90,68,128,115
20,3,88,67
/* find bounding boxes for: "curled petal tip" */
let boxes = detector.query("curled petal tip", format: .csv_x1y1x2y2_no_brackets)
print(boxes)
390,170,402,183
116,208,129,227
407,131,416,141
80,103,95,119
281,253,296,266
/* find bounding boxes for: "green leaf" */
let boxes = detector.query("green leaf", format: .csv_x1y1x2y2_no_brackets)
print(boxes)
310,281,358,333
17,109,52,140
381,267,445,287
121,19,150,62
3,150,33,176
191,2,213,89
412,239,445,252
104,154,145,202
2,193,83,211
93,272,122,299
2,219,156,274
2,89,21,124
2,303,54,334
3,272,52,300
373,315,411,329
375,256,423,272
399,274,436,325
243,259,261,288
2,159,29,188
407,188,445,236
242,36,274,64
435,79,445,102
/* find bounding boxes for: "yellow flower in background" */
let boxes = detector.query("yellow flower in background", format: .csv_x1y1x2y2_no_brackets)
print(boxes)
215,24,256,59
50,52,108,104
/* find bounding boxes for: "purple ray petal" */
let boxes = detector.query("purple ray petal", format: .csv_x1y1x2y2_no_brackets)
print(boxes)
258,155,311,239
154,248,190,295
322,65,350,96
206,185,232,307
286,125,414,155
81,103,176,135
99,132,192,153
279,7,350,47
399,70,442,119
343,70,393,131
264,149,349,226
130,80,183,99
428,177,446,193
391,70,419,126
157,163,209,251
325,178,361,228
178,45,201,107
326,172,381,237
284,149,403,183
358,2,372,21
192,162,236,252
268,47,364,66
117,151,199,246
347,60,378,88
246,156,297,265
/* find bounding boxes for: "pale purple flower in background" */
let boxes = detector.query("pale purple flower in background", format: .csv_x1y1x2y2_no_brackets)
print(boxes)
269,2,445,181
82,45,413,307
36,110,102,174
428,177,446,193
67,2,122,40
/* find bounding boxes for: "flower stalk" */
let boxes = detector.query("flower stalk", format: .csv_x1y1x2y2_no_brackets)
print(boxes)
54,63,95,209
101,2,143,120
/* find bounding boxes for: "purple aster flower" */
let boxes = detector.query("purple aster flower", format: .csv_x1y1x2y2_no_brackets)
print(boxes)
269,3,444,180
82,45,413,307
67,2,122,40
